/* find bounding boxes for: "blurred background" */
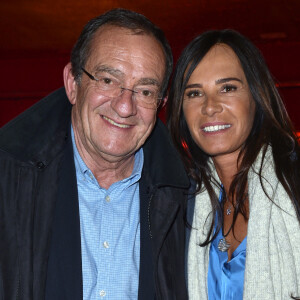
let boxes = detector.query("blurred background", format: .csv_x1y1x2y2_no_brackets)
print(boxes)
1,0,300,130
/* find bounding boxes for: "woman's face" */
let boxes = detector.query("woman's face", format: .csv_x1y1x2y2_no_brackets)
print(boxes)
182,44,256,163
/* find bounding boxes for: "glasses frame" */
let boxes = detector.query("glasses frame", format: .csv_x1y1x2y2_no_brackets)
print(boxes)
81,67,162,109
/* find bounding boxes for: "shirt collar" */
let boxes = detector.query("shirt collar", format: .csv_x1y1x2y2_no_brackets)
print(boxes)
71,125,143,185
71,126,89,176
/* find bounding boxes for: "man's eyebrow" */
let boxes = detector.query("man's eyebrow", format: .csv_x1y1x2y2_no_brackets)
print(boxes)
215,77,243,84
94,65,125,78
136,78,160,87
93,66,160,87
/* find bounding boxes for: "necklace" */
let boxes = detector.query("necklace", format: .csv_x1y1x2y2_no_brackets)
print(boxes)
218,223,232,252
226,202,232,215
218,238,230,252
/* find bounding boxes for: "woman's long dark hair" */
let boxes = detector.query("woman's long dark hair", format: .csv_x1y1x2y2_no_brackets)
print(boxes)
167,29,300,246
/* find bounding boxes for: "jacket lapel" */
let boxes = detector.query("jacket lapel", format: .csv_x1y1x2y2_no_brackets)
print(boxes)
138,172,181,300
138,175,155,300
45,133,83,300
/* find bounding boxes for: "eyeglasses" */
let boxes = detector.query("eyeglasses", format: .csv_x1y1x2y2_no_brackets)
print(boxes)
81,68,162,110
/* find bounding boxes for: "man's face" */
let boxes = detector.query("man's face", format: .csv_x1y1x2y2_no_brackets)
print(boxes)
65,25,166,164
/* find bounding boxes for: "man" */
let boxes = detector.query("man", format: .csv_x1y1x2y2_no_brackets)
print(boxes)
0,8,189,300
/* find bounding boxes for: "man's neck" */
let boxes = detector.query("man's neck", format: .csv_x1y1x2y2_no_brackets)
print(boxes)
72,127,135,190
87,155,135,189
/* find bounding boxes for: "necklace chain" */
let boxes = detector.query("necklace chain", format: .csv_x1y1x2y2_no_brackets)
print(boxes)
218,186,232,252
218,186,248,252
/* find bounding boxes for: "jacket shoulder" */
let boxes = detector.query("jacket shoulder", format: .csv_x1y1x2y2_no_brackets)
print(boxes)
0,88,72,163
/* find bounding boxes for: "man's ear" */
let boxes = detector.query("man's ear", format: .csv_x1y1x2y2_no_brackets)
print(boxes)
63,62,77,105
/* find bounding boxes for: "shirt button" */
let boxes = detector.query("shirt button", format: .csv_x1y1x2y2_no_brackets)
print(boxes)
103,241,109,248
99,290,106,297
105,195,110,202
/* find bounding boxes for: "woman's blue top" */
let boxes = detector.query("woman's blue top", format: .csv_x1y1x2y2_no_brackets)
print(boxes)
207,190,247,300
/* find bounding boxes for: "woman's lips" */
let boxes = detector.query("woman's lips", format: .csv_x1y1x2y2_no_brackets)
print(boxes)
202,124,231,133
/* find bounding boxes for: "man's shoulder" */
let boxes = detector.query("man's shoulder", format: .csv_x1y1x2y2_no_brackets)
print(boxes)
0,87,72,163
0,88,70,134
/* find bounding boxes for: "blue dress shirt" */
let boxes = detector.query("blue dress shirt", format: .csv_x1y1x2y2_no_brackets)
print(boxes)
207,189,247,300
72,128,142,299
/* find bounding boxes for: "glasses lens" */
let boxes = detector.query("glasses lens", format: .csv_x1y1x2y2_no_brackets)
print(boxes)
134,87,160,109
94,75,121,97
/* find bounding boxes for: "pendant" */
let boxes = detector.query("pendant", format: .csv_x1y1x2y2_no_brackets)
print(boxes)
226,207,231,215
218,238,230,252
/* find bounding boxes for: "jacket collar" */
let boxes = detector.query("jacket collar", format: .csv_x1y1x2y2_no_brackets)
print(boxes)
143,119,190,189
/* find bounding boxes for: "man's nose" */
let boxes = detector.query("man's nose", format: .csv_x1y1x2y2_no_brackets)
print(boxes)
111,88,137,117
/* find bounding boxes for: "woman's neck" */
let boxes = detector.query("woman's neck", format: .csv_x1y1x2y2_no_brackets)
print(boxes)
212,151,241,196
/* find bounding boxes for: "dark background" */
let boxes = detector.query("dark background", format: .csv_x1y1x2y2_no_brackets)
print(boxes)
1,0,299,130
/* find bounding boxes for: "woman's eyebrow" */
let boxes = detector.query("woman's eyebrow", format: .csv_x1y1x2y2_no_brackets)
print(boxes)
215,77,243,84
185,83,203,89
185,77,243,90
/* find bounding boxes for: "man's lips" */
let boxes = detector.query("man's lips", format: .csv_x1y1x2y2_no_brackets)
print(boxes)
102,116,131,128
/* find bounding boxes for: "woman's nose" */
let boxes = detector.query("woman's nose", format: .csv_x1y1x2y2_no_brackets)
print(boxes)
201,95,223,116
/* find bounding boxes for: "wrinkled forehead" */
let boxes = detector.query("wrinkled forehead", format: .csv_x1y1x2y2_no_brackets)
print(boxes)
84,25,166,86
87,24,165,64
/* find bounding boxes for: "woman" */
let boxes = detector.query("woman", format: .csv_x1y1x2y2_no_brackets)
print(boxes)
167,30,300,299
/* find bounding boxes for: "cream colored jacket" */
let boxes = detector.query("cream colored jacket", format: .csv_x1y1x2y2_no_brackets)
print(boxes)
188,147,300,299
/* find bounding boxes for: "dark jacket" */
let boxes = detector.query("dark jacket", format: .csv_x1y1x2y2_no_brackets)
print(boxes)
0,88,190,300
